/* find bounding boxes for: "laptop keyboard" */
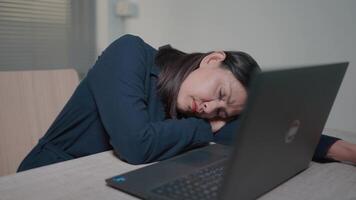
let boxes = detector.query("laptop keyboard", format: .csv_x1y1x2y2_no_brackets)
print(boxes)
151,162,226,200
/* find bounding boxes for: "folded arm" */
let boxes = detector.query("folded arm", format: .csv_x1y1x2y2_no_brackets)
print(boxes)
86,34,214,164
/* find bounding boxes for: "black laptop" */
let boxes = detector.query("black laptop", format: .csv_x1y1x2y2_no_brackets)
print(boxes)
106,62,348,200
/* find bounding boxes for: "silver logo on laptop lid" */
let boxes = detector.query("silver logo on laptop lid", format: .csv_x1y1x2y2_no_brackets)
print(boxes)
285,120,300,143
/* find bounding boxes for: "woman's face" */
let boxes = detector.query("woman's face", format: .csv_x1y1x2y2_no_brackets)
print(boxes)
177,51,247,119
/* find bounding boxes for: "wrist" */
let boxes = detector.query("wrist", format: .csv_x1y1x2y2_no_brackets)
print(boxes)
327,140,356,163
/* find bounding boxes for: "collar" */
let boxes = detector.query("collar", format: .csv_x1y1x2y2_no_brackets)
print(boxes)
150,64,160,77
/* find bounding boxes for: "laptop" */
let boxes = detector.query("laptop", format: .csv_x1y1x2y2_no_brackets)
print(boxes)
106,62,348,200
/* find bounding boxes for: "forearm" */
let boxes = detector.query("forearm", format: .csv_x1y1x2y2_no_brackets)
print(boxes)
213,118,240,145
118,118,213,164
327,140,356,164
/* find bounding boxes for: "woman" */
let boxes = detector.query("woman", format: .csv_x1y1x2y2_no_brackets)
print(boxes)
18,34,356,172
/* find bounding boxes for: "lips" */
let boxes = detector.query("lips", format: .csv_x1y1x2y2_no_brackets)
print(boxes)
191,99,197,113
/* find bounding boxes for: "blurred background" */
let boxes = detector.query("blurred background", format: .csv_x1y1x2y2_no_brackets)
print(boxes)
0,0,355,134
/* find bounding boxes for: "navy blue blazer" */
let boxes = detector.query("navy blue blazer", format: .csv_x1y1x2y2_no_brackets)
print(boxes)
18,34,338,172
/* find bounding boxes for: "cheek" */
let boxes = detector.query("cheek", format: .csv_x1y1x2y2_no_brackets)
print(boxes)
177,71,216,107
179,77,197,100
177,81,192,110
176,92,186,111
189,77,209,95
194,82,216,101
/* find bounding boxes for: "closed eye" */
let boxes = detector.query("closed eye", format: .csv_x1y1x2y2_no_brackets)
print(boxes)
219,88,224,100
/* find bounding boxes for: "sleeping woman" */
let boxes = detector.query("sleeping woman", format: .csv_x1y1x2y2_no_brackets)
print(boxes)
18,34,356,172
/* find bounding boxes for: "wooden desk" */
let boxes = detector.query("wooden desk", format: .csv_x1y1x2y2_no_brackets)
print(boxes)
0,149,355,200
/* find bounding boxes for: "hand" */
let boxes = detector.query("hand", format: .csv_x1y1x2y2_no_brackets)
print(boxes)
327,140,356,165
209,119,227,133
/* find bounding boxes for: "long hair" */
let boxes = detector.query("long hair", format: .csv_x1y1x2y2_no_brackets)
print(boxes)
155,45,260,118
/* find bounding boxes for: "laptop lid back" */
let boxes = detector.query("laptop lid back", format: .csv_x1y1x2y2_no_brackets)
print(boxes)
219,62,348,200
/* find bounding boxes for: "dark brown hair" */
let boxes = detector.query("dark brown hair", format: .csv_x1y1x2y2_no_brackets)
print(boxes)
155,45,260,118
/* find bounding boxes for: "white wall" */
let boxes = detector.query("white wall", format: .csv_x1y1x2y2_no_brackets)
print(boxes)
101,0,356,133
95,0,125,55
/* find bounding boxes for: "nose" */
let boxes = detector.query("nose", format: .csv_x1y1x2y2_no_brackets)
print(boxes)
201,100,224,118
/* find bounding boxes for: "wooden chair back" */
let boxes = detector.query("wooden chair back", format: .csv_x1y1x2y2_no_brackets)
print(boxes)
0,69,79,176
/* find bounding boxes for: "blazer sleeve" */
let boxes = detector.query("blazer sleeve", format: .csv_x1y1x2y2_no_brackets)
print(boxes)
213,117,240,145
86,34,214,164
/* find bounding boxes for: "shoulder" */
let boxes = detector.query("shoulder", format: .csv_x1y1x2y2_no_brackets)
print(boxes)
102,34,145,56
87,34,156,81
113,34,157,53
101,34,157,61
111,34,144,47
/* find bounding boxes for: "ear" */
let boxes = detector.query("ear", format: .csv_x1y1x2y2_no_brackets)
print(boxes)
199,51,226,68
